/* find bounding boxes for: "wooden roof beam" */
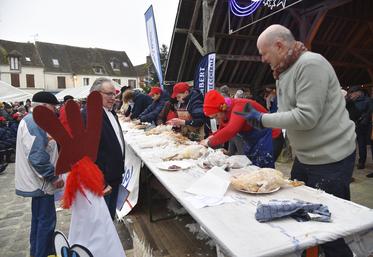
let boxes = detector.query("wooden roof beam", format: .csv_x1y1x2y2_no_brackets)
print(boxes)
228,40,251,82
177,0,202,81
175,28,258,41
350,51,373,67
216,54,261,62
188,33,204,56
300,0,353,16
368,22,373,34
331,61,371,69
313,41,373,54
367,69,373,83
216,15,246,82
206,0,221,38
202,0,215,53
305,10,327,49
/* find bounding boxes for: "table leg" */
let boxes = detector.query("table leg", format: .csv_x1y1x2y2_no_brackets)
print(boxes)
146,169,177,222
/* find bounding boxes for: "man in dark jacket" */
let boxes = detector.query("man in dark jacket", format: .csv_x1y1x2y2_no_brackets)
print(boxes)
167,82,206,140
346,86,373,170
88,77,125,219
138,86,169,123
123,89,152,120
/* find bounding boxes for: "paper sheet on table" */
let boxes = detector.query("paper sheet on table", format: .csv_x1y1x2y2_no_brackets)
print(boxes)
184,195,235,209
185,166,230,198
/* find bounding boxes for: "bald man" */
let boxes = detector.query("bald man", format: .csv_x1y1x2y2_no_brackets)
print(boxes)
237,25,356,257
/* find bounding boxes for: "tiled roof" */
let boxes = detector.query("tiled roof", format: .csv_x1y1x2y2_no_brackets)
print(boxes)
36,41,137,76
0,39,43,67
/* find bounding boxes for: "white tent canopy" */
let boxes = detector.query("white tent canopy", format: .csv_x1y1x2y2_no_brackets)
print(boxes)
55,82,122,101
55,86,91,101
0,80,33,103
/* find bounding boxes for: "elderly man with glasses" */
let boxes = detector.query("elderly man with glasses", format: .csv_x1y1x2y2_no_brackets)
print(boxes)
84,77,125,220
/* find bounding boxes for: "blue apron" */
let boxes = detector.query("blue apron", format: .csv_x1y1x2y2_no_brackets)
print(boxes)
239,128,274,168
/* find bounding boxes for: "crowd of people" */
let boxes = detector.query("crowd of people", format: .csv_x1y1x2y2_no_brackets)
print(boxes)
0,24,371,257
0,100,30,173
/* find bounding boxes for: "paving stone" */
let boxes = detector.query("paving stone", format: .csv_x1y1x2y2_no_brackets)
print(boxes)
0,218,20,228
4,211,24,219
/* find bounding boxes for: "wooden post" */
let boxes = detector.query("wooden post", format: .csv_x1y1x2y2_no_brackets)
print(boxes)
202,0,215,53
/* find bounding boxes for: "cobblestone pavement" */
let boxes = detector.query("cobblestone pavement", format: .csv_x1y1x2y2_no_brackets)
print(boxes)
1,159,373,257
0,164,129,257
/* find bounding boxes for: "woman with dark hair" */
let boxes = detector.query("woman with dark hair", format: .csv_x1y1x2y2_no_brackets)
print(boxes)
122,89,152,120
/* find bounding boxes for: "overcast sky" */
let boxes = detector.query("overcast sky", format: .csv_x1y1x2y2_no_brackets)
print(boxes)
0,0,179,66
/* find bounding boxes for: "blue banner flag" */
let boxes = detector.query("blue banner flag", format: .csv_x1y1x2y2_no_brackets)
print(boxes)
144,5,163,88
193,52,216,95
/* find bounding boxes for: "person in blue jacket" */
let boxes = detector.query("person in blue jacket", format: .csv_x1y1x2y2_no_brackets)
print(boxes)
167,82,206,140
138,86,169,123
123,89,152,120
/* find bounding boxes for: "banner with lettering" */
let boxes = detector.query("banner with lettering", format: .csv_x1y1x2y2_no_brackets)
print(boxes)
193,52,216,95
145,5,164,88
116,143,142,219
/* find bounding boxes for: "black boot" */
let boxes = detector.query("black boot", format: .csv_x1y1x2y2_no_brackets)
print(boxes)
0,163,8,174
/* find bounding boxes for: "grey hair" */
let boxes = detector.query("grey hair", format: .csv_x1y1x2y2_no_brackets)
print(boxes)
90,77,113,92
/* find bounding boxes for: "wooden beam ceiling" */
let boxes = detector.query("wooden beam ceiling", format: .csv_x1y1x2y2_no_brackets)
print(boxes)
188,33,204,56
216,54,261,62
177,0,201,81
175,28,258,41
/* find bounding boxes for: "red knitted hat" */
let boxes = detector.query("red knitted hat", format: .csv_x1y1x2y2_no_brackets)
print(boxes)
148,86,162,96
171,82,190,98
203,90,227,116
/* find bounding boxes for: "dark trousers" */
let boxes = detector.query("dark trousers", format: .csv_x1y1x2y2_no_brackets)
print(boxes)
273,134,285,161
356,125,372,165
30,194,56,257
104,183,120,220
291,151,355,257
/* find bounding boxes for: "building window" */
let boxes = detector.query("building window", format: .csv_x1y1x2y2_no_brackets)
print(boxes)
113,79,121,85
52,59,59,66
93,66,104,74
128,79,136,88
26,74,35,88
110,61,121,71
10,57,20,70
83,78,90,86
122,61,129,68
57,76,66,89
25,57,31,62
11,73,20,87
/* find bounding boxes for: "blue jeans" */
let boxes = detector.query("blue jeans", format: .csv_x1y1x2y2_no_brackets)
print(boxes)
30,194,56,257
104,183,120,220
291,151,355,257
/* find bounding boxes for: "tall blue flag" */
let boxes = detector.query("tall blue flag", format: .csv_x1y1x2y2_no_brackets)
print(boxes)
144,5,163,88
193,52,216,95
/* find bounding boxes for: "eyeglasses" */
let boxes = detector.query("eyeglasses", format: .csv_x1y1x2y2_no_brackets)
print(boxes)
100,91,116,98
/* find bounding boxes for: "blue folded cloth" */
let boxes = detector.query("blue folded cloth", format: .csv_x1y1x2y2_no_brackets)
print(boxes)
255,199,331,222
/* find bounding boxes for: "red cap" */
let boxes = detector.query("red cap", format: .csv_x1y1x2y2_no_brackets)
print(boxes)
203,90,227,116
148,87,162,96
171,82,190,98
12,113,20,120
0,116,6,122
